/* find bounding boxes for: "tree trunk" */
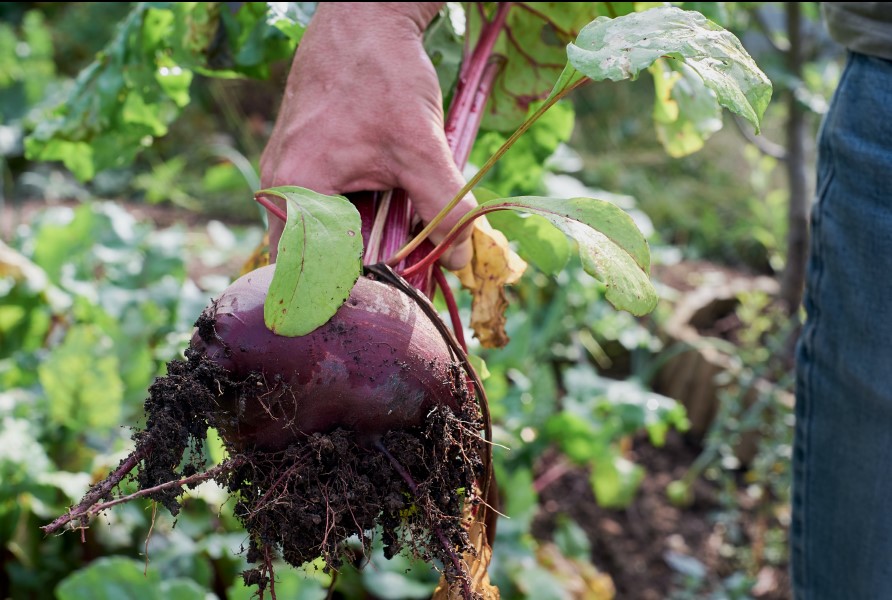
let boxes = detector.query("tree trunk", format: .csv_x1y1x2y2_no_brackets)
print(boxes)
779,1,810,313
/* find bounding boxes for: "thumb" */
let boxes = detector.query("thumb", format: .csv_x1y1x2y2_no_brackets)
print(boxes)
399,153,477,271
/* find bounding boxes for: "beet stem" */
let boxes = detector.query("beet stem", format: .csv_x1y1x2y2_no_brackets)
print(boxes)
444,3,512,157
369,8,511,278
379,189,412,267
373,440,473,600
387,4,513,267
364,189,392,264
399,212,477,279
453,59,504,170
433,266,467,352
254,194,287,224
391,73,592,271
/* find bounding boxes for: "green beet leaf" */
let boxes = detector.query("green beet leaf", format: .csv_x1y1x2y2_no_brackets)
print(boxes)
475,196,657,316
38,324,124,431
474,187,571,275
478,2,606,132
650,58,723,157
24,3,307,181
565,6,771,131
487,211,571,275
56,557,206,600
474,3,645,131
261,186,362,337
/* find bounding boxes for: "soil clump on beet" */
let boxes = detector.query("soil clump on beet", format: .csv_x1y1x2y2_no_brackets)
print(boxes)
133,323,485,595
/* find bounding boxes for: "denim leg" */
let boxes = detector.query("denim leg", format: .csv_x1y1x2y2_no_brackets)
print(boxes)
793,52,892,599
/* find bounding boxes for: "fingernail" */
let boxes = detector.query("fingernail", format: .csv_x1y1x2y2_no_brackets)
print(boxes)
440,238,473,271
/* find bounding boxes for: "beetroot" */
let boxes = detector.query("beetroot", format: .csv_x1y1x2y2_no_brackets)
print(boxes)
184,267,487,592
192,264,466,450
45,264,490,598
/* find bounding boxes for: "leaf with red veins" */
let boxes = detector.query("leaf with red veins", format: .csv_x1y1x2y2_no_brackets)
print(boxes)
478,3,636,131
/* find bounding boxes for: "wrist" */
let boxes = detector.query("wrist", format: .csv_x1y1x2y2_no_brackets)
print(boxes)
314,3,443,35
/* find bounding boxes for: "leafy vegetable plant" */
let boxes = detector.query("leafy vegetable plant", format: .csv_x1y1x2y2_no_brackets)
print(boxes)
42,5,770,600
260,5,770,337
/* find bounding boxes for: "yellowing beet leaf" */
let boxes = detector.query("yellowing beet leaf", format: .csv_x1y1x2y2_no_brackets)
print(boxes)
455,219,527,348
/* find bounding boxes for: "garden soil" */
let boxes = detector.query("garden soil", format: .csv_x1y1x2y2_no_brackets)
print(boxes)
532,432,791,599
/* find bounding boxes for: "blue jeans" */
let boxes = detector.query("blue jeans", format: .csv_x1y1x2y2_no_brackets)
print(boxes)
793,51,892,599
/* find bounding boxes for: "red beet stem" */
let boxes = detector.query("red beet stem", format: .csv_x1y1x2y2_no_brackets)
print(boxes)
254,194,287,224
379,12,510,285
433,266,467,352
453,59,504,170
399,206,487,280
444,3,512,156
351,191,380,254
385,4,511,270
380,189,412,268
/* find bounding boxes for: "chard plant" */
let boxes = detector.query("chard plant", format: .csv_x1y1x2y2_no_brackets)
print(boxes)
257,5,770,342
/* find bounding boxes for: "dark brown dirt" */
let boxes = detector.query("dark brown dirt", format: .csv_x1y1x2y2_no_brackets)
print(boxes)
228,403,483,589
532,433,791,600
134,329,485,597
136,348,240,514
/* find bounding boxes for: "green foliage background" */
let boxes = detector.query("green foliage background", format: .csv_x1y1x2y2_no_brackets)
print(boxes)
0,2,838,599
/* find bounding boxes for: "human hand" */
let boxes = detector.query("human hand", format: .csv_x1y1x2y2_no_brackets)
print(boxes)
260,3,475,270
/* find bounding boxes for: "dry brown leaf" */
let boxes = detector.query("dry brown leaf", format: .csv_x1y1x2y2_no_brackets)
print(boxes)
454,219,526,348
240,231,271,275
432,518,500,600
536,542,616,600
